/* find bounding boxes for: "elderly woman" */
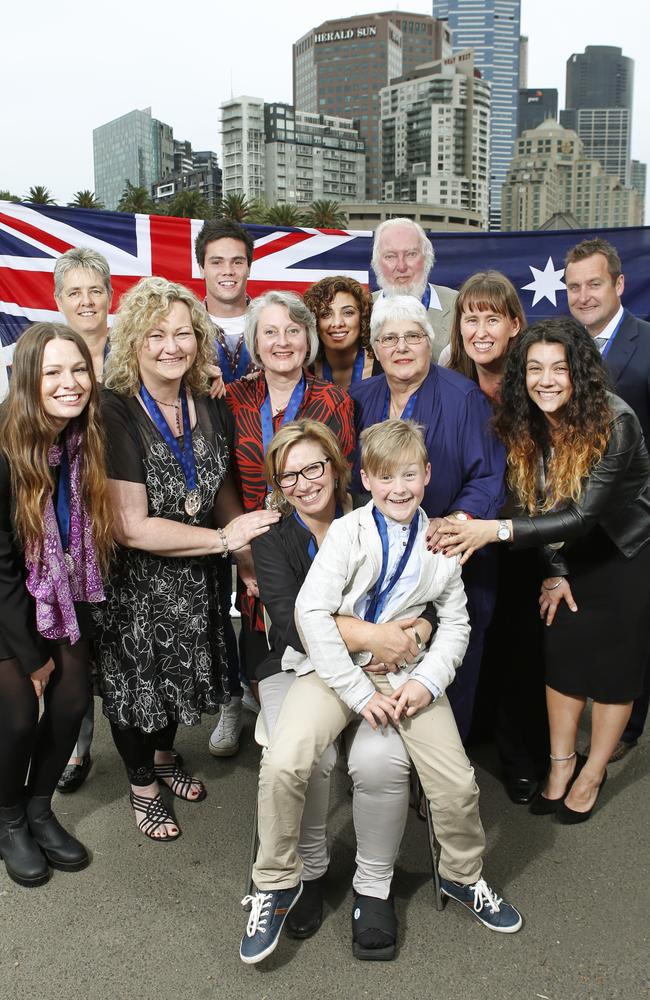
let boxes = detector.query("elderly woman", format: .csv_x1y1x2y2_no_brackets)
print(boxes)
302,276,376,388
224,290,355,675
348,295,506,741
0,324,111,886
439,319,650,823
96,277,278,842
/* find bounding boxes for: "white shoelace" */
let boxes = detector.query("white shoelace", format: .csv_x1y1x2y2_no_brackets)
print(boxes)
471,879,503,915
214,702,242,741
242,892,273,937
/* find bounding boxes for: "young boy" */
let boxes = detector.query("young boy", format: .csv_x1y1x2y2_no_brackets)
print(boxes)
240,421,522,965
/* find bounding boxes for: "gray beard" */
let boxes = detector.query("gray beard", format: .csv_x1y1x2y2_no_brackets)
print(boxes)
378,275,429,301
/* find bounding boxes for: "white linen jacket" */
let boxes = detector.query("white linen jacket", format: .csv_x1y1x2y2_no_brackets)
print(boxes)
284,502,470,712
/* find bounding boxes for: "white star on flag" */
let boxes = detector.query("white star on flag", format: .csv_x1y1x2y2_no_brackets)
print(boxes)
522,257,566,307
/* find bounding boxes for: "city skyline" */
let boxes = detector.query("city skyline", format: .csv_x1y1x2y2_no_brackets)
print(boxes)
2,0,649,222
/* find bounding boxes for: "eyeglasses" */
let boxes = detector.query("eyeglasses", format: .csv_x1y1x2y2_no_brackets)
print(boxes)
377,332,427,349
274,458,330,489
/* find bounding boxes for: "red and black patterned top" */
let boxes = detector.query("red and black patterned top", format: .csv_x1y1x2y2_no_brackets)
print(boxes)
225,370,355,513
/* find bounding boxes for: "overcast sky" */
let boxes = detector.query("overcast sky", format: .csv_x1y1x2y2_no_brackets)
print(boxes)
2,0,649,216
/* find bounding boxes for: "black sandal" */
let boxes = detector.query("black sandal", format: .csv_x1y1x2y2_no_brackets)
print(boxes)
154,764,207,802
129,791,181,841
352,894,397,961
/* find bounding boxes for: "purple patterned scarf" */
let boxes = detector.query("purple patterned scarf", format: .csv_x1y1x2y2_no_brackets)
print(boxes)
25,429,105,643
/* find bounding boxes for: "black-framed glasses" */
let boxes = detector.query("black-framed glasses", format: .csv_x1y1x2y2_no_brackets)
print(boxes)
274,458,331,489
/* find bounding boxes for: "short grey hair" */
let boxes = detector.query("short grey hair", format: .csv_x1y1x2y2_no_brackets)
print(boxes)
371,218,435,281
370,295,434,352
244,291,319,369
54,247,113,299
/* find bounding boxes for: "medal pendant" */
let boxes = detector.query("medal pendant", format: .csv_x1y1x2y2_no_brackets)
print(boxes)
184,489,201,517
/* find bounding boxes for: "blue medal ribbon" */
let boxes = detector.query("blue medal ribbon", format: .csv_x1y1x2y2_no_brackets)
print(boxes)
55,445,71,551
139,383,198,493
421,284,431,310
601,310,626,359
364,508,420,623
381,385,419,421
215,337,251,383
322,348,366,386
293,503,343,561
260,377,306,491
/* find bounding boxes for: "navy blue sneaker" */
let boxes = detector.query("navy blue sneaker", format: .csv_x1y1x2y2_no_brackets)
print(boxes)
440,877,522,933
240,884,303,964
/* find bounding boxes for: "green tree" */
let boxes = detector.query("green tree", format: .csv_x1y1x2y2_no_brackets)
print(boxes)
219,192,251,221
264,203,305,226
117,181,154,214
302,200,348,229
24,185,56,205
165,189,212,220
246,197,270,223
68,189,105,210
0,189,21,203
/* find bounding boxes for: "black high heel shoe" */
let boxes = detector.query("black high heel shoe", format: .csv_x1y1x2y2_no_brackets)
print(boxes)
530,752,586,815
556,771,607,825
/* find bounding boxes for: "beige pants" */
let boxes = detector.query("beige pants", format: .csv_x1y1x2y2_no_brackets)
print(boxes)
253,671,485,890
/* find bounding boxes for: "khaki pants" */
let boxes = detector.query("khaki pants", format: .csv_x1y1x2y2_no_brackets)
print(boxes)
253,671,485,890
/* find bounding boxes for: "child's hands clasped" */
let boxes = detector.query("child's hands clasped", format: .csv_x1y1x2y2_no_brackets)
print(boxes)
390,679,433,722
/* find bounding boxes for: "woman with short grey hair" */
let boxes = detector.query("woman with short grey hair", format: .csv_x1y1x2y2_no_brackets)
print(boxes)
369,295,435,352
225,290,355,673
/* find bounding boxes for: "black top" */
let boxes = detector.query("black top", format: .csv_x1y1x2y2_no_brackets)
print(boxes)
0,453,49,673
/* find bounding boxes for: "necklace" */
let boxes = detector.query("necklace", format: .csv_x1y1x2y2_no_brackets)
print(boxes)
150,394,181,434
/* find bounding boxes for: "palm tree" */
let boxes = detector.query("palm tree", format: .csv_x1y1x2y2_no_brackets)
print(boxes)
69,190,105,210
219,192,250,222
264,203,305,226
246,197,271,223
117,181,154,214
165,189,212,220
24,185,56,205
0,190,21,203
302,200,348,229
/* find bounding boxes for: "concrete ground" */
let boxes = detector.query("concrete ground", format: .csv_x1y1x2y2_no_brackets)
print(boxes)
1,700,648,1000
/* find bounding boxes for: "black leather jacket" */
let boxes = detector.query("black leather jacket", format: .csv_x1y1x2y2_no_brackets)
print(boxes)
510,394,650,575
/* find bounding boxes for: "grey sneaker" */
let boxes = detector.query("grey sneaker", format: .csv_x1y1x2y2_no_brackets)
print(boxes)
208,697,243,757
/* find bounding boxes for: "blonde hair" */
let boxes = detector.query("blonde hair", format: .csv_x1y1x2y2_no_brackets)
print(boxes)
360,419,428,477
264,419,350,513
104,277,215,396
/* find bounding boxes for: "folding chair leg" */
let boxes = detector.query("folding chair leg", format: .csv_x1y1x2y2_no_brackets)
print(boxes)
425,798,445,912
243,796,259,907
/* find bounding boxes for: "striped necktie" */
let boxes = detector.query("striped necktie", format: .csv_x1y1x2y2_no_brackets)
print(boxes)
594,336,607,353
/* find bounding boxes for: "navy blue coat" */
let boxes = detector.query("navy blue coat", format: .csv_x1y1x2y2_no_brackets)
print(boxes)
607,310,650,454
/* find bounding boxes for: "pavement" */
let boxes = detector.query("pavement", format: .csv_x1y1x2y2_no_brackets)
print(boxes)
1,699,648,1000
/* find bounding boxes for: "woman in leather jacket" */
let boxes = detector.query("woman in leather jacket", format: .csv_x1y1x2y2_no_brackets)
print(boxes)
435,318,650,824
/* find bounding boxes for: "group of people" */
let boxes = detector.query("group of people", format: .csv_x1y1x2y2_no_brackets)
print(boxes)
0,216,648,966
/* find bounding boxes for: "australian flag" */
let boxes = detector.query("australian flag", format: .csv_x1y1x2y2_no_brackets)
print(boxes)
2,199,650,397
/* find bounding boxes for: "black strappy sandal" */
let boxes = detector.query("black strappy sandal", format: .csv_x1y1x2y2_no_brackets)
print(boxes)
129,791,181,842
351,894,397,961
153,764,207,802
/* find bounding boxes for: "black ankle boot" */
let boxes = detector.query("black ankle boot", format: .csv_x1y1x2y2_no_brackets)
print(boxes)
285,873,325,939
0,804,50,887
26,796,89,872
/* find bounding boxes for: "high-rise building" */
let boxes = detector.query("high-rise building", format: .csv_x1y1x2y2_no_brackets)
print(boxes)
560,46,633,186
518,89,558,136
152,145,222,212
432,0,521,229
219,97,365,205
94,107,174,210
380,50,490,227
501,119,642,231
293,12,451,199
631,159,646,220
519,35,528,88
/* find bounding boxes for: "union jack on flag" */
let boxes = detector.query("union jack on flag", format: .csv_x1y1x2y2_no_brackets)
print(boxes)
3,200,650,397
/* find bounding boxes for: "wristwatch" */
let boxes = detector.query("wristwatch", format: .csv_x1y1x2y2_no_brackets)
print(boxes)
496,519,512,542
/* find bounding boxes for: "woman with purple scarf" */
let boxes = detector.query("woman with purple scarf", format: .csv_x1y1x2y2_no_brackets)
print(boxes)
0,323,112,888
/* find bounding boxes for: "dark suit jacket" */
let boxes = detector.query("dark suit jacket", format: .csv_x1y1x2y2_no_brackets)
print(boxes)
607,310,650,453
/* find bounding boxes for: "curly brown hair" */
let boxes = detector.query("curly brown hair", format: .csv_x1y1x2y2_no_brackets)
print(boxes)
0,323,113,575
303,276,372,357
495,318,612,513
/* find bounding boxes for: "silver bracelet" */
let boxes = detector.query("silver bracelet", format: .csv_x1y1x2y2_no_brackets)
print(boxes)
542,578,563,591
216,527,229,559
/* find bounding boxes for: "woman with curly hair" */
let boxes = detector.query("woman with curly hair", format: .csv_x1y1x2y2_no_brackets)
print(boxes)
96,277,278,841
303,276,376,388
0,323,111,886
438,318,650,823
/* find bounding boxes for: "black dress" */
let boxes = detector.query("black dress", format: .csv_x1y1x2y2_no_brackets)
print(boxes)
95,390,231,733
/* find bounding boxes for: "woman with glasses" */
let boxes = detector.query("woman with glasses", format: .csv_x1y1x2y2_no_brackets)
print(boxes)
348,296,506,742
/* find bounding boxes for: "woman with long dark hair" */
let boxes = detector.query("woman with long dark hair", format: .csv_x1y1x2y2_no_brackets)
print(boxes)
439,318,650,822
0,323,112,886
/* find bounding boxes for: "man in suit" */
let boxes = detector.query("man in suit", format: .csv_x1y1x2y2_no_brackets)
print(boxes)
371,218,457,363
565,236,650,761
